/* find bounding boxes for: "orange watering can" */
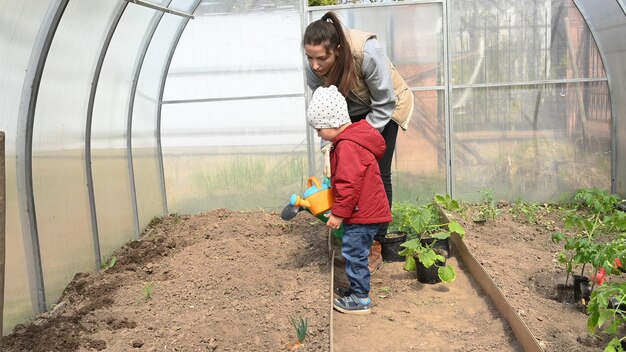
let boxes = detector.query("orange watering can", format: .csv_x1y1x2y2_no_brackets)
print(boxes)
280,176,343,237
289,176,334,216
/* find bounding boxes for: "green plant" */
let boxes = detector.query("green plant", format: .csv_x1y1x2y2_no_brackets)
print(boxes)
434,193,460,212
398,204,465,283
143,282,154,300
474,189,499,222
289,316,309,344
604,338,626,352
378,286,391,294
510,199,540,224
389,202,440,240
308,0,336,5
587,282,626,351
102,256,117,270
552,188,626,287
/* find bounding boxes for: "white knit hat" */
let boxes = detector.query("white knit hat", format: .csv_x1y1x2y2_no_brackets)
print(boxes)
307,85,351,129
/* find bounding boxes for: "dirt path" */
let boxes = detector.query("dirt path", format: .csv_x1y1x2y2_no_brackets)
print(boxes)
332,257,522,351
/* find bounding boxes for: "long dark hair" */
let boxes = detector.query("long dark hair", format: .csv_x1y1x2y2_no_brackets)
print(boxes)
302,11,355,97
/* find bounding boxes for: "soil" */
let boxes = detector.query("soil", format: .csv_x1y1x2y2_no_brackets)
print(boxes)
1,204,617,351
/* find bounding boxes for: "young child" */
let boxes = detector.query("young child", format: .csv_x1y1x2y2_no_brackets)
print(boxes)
306,85,392,314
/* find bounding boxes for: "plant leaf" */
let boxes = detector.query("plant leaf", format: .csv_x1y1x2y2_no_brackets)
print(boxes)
418,249,439,268
448,220,465,237
438,265,456,283
404,255,416,271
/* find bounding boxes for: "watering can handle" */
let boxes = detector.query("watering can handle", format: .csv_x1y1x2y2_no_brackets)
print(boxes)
307,176,321,189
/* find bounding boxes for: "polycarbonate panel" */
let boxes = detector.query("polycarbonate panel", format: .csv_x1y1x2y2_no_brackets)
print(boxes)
92,2,168,258
394,90,447,202
162,97,307,213
449,0,606,85
132,0,196,230
310,3,443,87
164,9,304,101
162,2,307,214
576,0,626,197
0,0,51,334
162,98,306,147
31,0,122,307
453,82,611,202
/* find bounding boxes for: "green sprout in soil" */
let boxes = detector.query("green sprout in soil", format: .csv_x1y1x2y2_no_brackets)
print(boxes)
474,189,499,223
289,316,309,343
102,256,117,270
378,286,391,294
143,282,154,300
510,199,540,224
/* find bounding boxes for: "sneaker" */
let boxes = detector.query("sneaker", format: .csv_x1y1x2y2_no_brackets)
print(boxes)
333,294,371,315
334,287,351,297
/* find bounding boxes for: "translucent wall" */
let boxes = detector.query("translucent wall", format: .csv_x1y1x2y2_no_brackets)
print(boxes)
131,0,197,234
0,0,196,334
449,0,610,201
311,3,448,203
162,2,306,213
576,0,626,198
0,0,53,334
92,1,173,258
31,0,125,314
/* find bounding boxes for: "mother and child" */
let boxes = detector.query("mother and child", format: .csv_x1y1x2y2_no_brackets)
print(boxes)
302,11,414,314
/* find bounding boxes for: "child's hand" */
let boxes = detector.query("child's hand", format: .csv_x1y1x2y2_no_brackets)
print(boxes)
326,213,343,230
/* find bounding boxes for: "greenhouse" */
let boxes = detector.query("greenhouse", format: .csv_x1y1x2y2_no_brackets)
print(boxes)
1,0,625,350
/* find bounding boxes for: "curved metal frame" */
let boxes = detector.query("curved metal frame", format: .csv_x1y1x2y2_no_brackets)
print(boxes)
156,0,204,217
85,0,128,275
16,0,69,314
126,1,173,238
574,0,624,197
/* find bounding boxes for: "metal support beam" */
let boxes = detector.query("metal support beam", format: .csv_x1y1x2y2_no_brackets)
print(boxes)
126,0,194,19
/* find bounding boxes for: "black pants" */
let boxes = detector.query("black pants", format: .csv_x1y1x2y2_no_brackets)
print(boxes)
350,113,398,241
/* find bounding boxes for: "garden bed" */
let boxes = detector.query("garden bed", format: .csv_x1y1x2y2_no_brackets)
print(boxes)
2,210,331,352
449,201,616,351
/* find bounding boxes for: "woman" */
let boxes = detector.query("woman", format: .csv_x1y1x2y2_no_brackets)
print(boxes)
302,11,414,274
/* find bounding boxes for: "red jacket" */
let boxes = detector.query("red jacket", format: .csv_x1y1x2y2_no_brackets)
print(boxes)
330,120,392,225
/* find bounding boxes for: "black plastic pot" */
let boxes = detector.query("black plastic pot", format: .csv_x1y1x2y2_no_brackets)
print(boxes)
415,256,444,284
380,232,407,262
419,237,450,258
573,275,590,303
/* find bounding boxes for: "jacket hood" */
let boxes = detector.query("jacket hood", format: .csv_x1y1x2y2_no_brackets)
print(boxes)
334,120,386,160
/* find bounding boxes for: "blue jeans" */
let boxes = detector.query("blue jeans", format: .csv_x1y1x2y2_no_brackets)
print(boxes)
341,223,379,297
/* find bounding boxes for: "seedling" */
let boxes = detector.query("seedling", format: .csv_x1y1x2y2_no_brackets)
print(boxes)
434,193,460,212
287,315,309,350
378,286,391,294
143,282,154,300
102,256,117,270
474,189,499,222
510,199,540,224
392,199,465,283
552,188,626,287
398,222,464,284
587,281,626,351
